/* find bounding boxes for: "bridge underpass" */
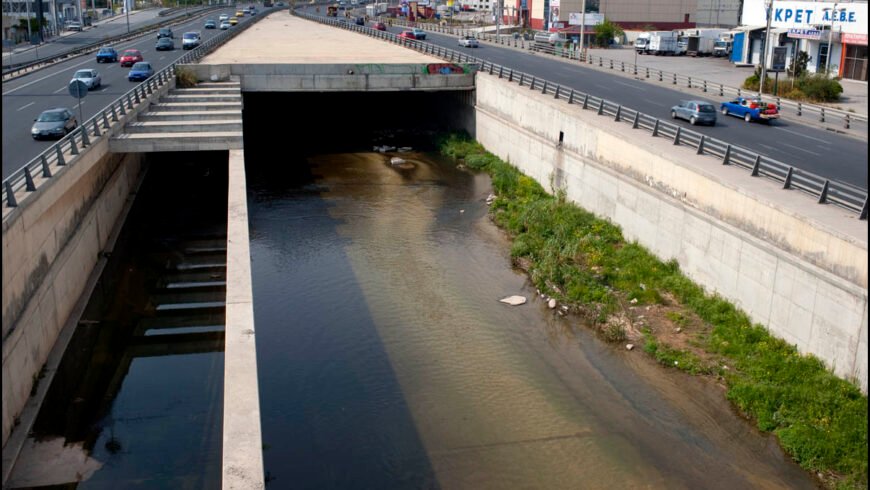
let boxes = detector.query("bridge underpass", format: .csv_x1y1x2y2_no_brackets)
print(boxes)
2,7,866,490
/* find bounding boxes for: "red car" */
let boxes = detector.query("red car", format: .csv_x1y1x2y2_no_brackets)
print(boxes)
119,49,143,67
373,22,386,31
399,30,416,39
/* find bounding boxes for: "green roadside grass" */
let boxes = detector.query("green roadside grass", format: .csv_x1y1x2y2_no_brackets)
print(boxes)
438,132,868,490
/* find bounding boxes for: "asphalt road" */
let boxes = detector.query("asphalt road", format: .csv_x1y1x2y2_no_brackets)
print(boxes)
2,6,215,68
382,24,867,190
2,5,263,179
3,7,866,191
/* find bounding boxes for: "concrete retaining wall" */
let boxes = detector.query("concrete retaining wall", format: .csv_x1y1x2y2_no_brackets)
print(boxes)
473,73,868,391
1,142,145,448
177,63,477,92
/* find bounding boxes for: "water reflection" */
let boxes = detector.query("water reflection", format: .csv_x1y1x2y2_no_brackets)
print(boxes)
248,151,819,489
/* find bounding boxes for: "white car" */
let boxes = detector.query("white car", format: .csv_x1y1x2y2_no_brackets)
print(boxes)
182,31,201,49
70,68,101,89
219,13,230,21
220,21,232,29
458,35,478,48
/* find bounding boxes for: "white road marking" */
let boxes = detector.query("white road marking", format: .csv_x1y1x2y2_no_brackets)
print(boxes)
613,80,645,91
789,145,821,156
54,86,67,93
773,126,831,144
759,143,776,151
159,56,166,60
594,84,612,91
17,101,34,111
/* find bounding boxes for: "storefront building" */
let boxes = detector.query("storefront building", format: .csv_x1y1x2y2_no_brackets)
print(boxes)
740,0,868,81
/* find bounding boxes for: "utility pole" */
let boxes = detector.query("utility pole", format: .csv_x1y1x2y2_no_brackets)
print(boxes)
757,0,772,97
577,0,585,60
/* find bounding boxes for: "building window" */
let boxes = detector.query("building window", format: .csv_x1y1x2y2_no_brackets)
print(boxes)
842,44,868,81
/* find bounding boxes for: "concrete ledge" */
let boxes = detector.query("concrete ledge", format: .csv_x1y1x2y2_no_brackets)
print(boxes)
222,149,264,489
109,132,244,152
124,121,243,133
151,102,242,111
139,111,243,121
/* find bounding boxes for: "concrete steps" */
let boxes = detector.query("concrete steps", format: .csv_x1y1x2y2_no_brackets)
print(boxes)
110,79,244,153
125,120,243,133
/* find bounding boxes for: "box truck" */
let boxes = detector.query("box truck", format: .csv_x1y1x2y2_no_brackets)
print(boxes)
636,31,675,55
648,32,678,55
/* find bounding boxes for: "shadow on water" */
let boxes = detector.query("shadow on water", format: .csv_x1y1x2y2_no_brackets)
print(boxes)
8,153,229,489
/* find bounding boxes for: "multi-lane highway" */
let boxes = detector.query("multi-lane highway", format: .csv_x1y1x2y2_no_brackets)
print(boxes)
1,5,264,179
303,7,866,190
3,6,867,191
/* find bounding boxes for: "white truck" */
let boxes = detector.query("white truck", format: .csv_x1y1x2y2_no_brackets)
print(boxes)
682,28,727,56
713,31,736,57
636,31,675,55
648,32,678,55
365,2,386,16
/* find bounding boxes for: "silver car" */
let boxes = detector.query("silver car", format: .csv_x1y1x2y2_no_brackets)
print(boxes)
670,100,717,126
458,35,479,48
70,68,101,89
32,108,77,140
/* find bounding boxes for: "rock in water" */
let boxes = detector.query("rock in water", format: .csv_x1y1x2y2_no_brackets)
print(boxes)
626,344,635,351
390,157,406,165
548,299,557,309
499,295,527,306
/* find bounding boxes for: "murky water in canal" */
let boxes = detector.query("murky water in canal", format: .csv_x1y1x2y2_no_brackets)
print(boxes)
247,151,819,489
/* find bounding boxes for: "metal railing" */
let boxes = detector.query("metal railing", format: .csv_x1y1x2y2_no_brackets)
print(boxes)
377,17,867,131
300,10,868,219
2,5,225,81
2,6,276,214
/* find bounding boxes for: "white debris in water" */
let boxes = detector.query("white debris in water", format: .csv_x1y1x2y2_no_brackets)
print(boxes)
499,295,527,306
398,146,412,152
390,157,406,165
548,299,557,309
626,344,634,350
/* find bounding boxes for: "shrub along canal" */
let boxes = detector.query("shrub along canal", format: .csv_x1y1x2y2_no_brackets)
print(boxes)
245,142,820,489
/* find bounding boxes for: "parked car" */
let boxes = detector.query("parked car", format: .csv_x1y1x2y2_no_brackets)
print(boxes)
128,61,154,81
458,35,478,47
220,20,232,29
229,16,239,25
720,97,780,124
157,27,173,39
411,28,426,39
32,108,77,140
65,21,83,31
70,68,101,89
182,31,201,49
373,22,386,30
119,49,143,67
670,100,717,126
155,37,174,50
399,30,416,39
204,19,217,29
219,13,230,21
95,46,118,63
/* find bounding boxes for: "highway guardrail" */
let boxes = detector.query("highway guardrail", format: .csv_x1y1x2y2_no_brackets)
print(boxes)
379,17,867,132
2,6,277,216
300,10,867,219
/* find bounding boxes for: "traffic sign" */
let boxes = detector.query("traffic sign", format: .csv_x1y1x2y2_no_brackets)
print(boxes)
68,80,88,99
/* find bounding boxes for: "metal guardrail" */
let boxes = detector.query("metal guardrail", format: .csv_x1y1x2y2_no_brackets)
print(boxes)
2,7,277,215
301,10,868,219
378,17,867,131
2,5,225,81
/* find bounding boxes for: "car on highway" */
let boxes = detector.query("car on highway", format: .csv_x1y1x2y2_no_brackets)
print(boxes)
95,46,118,63
411,28,426,39
220,20,232,29
119,49,143,67
670,100,717,126
354,17,364,25
399,30,417,40
156,37,175,51
157,27,174,39
31,108,77,140
204,19,217,29
248,7,257,14
182,31,201,49
458,35,479,48
128,61,154,81
65,21,83,31
373,22,386,30
229,16,239,25
219,13,230,21
235,9,245,17
70,69,102,90
720,97,780,124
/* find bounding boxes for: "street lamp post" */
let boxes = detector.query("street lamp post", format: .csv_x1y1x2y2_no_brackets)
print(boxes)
822,4,846,77
577,0,584,60
758,0,773,97
125,0,130,33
